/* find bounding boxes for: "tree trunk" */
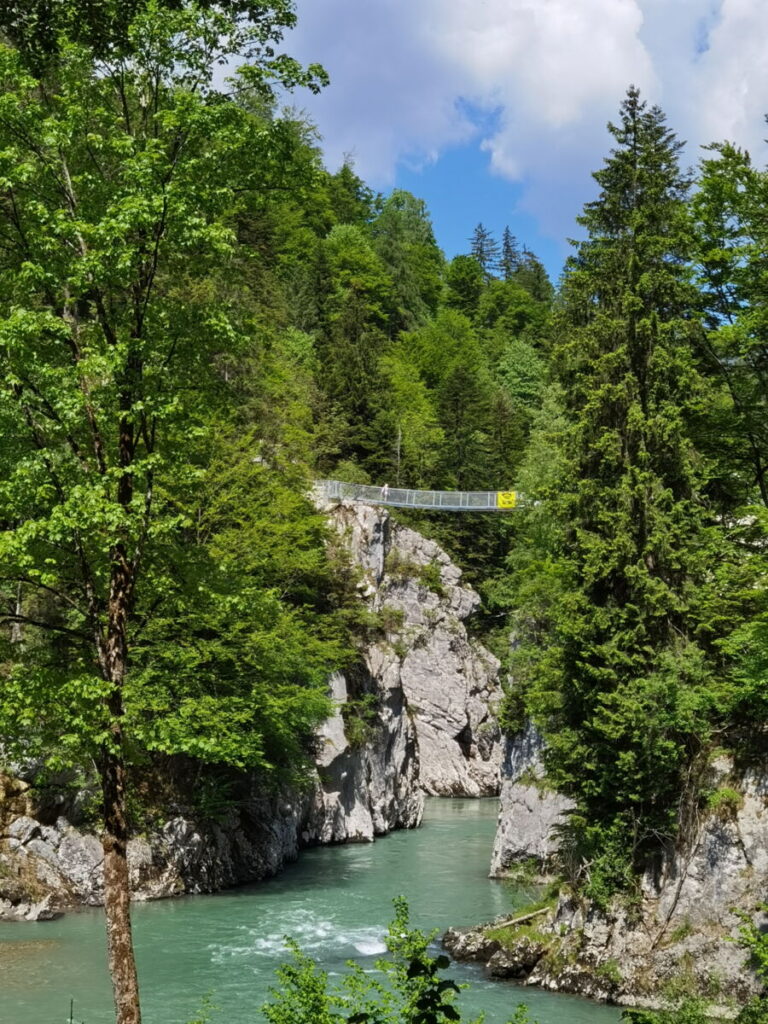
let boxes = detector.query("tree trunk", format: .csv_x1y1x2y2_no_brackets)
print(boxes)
100,535,142,1024
10,581,23,644
101,740,142,1024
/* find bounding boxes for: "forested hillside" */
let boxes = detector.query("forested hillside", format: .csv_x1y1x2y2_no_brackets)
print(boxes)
1,2,768,1022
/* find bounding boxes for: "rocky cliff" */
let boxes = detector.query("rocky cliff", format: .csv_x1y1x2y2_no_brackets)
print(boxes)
322,500,502,799
0,500,501,920
449,729,768,1009
0,771,308,921
489,724,573,878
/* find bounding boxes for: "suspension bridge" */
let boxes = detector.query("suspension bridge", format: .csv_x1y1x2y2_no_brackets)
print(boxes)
316,480,522,512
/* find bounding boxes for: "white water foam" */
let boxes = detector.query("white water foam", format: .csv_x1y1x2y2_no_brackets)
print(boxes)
208,908,386,964
353,939,387,955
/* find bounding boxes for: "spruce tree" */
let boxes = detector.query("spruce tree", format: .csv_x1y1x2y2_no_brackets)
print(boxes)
470,222,500,280
500,225,521,280
371,189,444,330
516,88,730,894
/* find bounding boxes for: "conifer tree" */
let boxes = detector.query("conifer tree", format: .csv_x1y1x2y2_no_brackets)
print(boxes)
371,189,444,330
470,222,500,280
515,88,731,894
316,224,392,465
514,247,553,302
690,143,768,510
501,225,521,280
326,159,377,227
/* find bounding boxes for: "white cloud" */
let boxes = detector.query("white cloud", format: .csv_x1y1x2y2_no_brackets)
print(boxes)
288,0,768,246
690,0,768,156
284,0,477,181
425,0,654,132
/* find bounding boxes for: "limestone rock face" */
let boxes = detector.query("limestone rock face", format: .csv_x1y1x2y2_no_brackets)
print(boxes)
478,747,768,1007
321,501,502,800
301,499,502,843
303,669,422,844
0,783,307,917
489,724,574,877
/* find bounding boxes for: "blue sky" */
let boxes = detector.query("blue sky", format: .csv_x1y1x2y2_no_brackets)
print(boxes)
395,139,566,284
285,0,768,285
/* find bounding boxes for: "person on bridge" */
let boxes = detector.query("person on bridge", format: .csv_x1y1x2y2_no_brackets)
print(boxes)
381,483,390,501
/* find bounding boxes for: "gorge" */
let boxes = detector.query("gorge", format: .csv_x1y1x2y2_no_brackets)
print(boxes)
2,13,768,1020
3,503,767,1022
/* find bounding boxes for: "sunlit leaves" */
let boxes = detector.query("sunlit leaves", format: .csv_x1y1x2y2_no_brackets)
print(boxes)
0,3,339,790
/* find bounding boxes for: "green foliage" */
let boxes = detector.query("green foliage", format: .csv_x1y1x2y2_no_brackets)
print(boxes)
403,310,496,488
499,88,740,894
334,461,373,485
736,905,768,985
621,999,709,1024
0,3,343,1018
495,339,548,411
595,959,623,986
316,223,393,464
690,143,768,511
469,223,500,281
444,256,484,320
617,913,768,1023
511,249,553,303
186,994,217,1024
496,856,544,889
372,190,444,330
484,920,549,949
736,1002,768,1024
326,161,378,228
501,227,521,282
0,2,344,782
730,913,768,1022
376,343,444,486
417,562,444,596
507,1010,536,1024
263,940,346,1024
717,510,768,735
261,899,539,1024
384,550,423,582
341,693,380,750
666,919,693,945
705,786,744,818
11,5,768,1015
383,551,443,596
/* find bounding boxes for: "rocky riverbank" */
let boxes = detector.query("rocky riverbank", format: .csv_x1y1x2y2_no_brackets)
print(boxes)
449,726,768,1009
0,500,501,920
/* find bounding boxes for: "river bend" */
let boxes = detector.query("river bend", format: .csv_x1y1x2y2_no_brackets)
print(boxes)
0,798,620,1024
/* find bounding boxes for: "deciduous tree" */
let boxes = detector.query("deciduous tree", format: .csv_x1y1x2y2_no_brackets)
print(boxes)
0,6,330,1022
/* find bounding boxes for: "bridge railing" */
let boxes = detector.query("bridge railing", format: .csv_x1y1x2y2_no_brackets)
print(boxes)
315,480,521,512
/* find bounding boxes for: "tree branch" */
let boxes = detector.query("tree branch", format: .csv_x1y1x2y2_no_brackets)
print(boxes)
0,613,89,640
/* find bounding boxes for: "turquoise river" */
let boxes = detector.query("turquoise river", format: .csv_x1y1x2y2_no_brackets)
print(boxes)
0,798,621,1024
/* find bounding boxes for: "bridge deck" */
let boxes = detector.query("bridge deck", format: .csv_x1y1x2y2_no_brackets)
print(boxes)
316,480,520,512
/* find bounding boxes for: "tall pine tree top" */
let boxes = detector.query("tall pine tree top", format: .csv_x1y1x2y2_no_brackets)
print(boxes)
501,226,520,280
470,222,500,280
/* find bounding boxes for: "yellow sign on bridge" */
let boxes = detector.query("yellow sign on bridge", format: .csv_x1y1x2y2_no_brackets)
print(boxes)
496,491,517,509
